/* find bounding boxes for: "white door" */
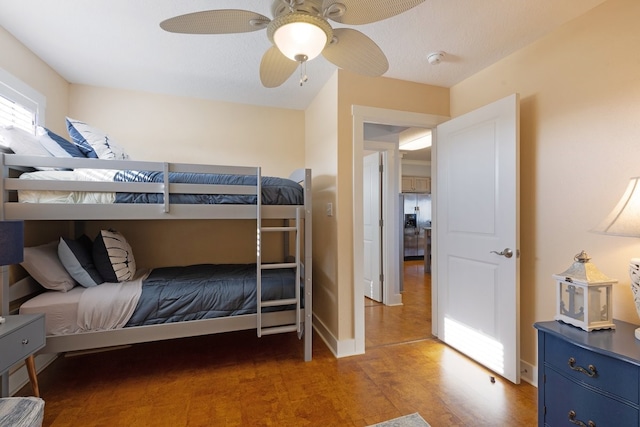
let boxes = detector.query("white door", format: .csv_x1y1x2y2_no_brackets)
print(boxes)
363,152,382,302
436,94,520,383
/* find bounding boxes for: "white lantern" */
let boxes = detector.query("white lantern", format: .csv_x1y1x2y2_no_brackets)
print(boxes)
553,251,616,331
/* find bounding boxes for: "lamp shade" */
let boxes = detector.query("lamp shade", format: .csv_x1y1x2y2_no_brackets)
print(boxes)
594,177,640,237
0,220,24,265
595,177,640,339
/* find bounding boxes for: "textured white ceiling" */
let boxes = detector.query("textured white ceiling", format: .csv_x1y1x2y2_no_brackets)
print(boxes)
0,0,606,110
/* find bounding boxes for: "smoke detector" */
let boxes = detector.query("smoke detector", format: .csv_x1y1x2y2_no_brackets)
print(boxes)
427,51,445,65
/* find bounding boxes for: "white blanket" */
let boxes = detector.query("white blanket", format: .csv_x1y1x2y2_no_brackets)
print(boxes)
77,269,150,332
18,168,118,204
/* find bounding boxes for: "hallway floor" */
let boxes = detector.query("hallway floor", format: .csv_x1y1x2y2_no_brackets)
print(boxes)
365,260,432,348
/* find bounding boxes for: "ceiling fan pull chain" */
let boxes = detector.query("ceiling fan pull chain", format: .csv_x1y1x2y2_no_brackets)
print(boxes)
299,61,308,86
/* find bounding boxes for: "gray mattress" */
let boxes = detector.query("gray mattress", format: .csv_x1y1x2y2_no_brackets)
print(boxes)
125,264,297,326
114,171,304,205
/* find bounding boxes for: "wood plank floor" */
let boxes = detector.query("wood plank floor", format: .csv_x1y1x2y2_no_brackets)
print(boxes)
17,261,537,426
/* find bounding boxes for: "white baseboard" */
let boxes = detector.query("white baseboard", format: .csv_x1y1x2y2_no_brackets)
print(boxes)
312,314,362,358
387,292,403,306
9,353,57,396
520,360,537,387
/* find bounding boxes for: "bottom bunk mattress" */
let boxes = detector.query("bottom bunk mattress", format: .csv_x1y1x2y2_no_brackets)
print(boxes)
20,264,297,335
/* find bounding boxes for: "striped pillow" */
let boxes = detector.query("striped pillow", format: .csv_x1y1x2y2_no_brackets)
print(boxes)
93,229,136,282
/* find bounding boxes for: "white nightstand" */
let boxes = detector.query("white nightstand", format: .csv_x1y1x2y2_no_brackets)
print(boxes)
0,314,45,397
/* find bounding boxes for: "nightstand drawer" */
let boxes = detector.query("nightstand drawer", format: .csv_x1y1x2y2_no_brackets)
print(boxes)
0,316,45,372
545,332,639,404
545,368,639,426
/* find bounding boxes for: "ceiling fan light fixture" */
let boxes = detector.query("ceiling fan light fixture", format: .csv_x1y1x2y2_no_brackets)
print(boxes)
268,13,332,62
275,22,326,61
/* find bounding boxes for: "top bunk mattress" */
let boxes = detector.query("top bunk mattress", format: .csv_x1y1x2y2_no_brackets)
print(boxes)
17,168,304,205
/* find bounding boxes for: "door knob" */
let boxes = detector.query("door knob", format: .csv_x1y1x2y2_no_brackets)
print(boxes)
490,248,513,258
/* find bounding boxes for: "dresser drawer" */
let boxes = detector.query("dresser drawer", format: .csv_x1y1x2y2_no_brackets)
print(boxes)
0,316,45,372
545,332,639,404
545,368,639,426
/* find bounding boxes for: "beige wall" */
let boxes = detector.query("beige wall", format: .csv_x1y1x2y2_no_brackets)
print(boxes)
305,72,340,335
68,85,304,178
450,0,640,367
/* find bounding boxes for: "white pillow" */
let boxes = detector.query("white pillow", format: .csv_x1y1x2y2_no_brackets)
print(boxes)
21,241,77,292
66,117,129,160
0,125,54,159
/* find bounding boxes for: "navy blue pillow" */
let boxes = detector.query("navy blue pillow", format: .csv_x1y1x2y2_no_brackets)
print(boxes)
58,235,104,287
65,119,98,158
43,128,87,158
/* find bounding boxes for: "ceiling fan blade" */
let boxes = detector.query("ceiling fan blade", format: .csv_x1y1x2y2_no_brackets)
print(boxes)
260,47,298,88
323,0,424,25
160,10,270,34
322,28,389,76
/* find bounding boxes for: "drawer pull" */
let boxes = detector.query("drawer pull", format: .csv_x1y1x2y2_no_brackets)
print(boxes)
568,357,597,377
21,338,29,345
568,410,596,427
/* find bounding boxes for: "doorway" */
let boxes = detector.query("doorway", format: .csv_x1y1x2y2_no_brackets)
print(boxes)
352,106,449,355
362,123,433,347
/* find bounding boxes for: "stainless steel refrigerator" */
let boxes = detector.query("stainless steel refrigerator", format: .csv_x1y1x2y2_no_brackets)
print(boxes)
402,193,431,260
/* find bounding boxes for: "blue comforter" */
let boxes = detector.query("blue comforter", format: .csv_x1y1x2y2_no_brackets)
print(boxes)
113,170,303,205
125,264,297,326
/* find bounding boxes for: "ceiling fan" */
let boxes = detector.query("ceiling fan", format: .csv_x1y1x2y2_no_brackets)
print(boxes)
160,0,425,88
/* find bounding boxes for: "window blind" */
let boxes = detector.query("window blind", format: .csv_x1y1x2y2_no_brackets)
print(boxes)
0,67,46,135
0,93,35,133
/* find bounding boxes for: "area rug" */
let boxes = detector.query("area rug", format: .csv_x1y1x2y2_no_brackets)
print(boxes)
368,413,430,427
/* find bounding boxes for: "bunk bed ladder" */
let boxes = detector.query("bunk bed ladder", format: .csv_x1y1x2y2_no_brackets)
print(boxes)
256,193,301,338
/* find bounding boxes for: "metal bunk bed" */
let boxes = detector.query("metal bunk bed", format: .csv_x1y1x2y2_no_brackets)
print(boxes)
0,153,313,362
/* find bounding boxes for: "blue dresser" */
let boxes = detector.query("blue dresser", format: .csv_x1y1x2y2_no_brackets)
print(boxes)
535,319,640,426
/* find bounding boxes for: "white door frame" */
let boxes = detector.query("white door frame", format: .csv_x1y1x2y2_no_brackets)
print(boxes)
352,106,449,354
